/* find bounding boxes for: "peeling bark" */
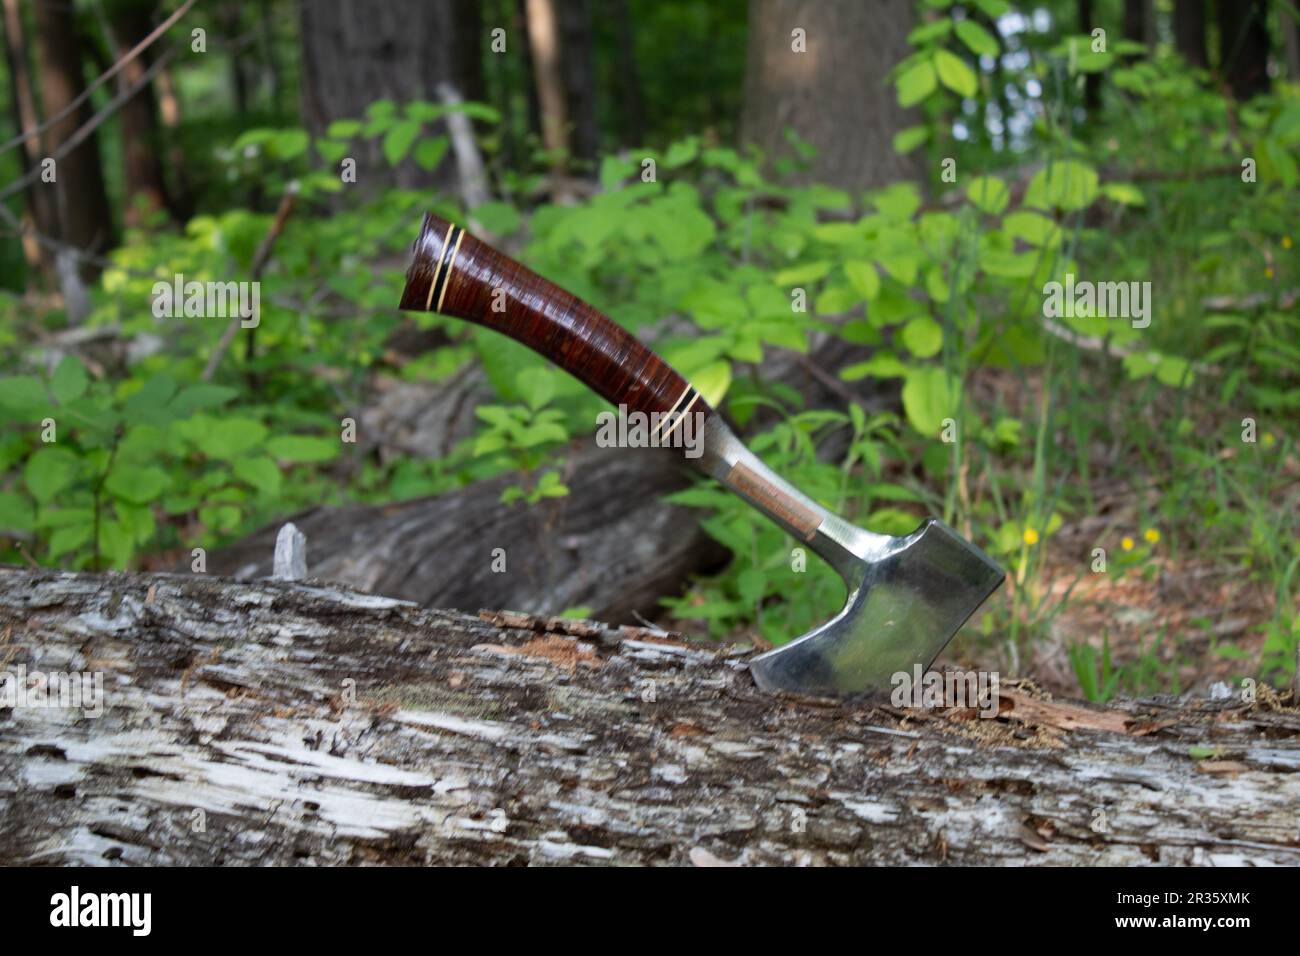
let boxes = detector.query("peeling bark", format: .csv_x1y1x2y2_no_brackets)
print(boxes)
1,568,1297,866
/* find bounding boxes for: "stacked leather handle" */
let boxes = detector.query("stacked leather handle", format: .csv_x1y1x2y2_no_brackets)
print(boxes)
399,213,711,431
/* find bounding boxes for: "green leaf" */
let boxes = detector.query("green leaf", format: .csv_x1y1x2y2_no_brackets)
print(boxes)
934,49,978,98
892,126,929,154
270,129,308,160
1100,182,1146,206
24,447,80,504
49,523,92,559
315,139,348,163
692,361,733,407
1002,210,1060,246
1025,160,1099,212
471,200,521,235
663,138,700,167
0,376,48,417
413,136,449,171
233,456,283,497
901,366,960,436
0,492,33,533
966,175,1010,215
105,465,169,504
844,261,881,300
773,261,831,285
204,418,269,460
841,352,908,380
169,384,238,417
908,20,952,45
517,367,557,411
382,119,422,165
327,119,362,139
900,316,944,358
955,19,1000,57
265,434,339,463
51,356,88,404
897,59,938,107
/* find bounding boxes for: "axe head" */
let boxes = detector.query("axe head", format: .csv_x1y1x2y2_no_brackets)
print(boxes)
749,519,1005,698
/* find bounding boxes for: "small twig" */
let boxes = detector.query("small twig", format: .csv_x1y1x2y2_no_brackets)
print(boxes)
201,188,298,383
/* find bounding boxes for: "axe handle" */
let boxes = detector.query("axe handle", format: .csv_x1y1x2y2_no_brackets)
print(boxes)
399,213,872,582
400,212,712,425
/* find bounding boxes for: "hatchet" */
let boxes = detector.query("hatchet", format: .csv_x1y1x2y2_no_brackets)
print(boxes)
399,213,1005,697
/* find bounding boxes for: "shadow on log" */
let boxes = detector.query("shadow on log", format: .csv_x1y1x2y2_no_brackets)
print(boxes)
1,568,1297,865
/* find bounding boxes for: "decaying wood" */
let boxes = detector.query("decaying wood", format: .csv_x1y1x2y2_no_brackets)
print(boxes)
1,567,1297,866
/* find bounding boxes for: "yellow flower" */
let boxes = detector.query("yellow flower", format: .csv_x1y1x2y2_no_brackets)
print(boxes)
1265,267,1274,279
1023,528,1040,546
1143,528,1160,544
1121,536,1135,552
1284,236,1294,250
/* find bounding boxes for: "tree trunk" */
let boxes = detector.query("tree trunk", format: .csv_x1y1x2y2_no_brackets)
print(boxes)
154,59,192,220
1077,0,1102,113
1122,0,1154,48
611,0,645,147
1,567,1296,865
31,0,115,272
1284,7,1300,81
105,0,173,226
1173,0,1208,69
1217,0,1272,100
525,0,571,190
298,0,481,191
740,0,923,194
1,0,56,280
557,0,598,166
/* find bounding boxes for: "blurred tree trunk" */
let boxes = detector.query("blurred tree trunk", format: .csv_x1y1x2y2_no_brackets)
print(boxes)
1078,0,1102,112
611,0,645,147
1,0,56,279
1173,0,1208,68
740,0,923,193
220,3,250,116
557,0,597,166
257,0,281,113
1123,0,1154,48
32,0,115,274
1217,0,1271,99
1285,8,1300,80
155,59,192,219
525,0,571,188
105,0,173,226
298,0,481,191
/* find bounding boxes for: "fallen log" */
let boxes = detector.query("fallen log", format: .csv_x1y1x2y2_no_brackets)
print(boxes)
1,568,1297,866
